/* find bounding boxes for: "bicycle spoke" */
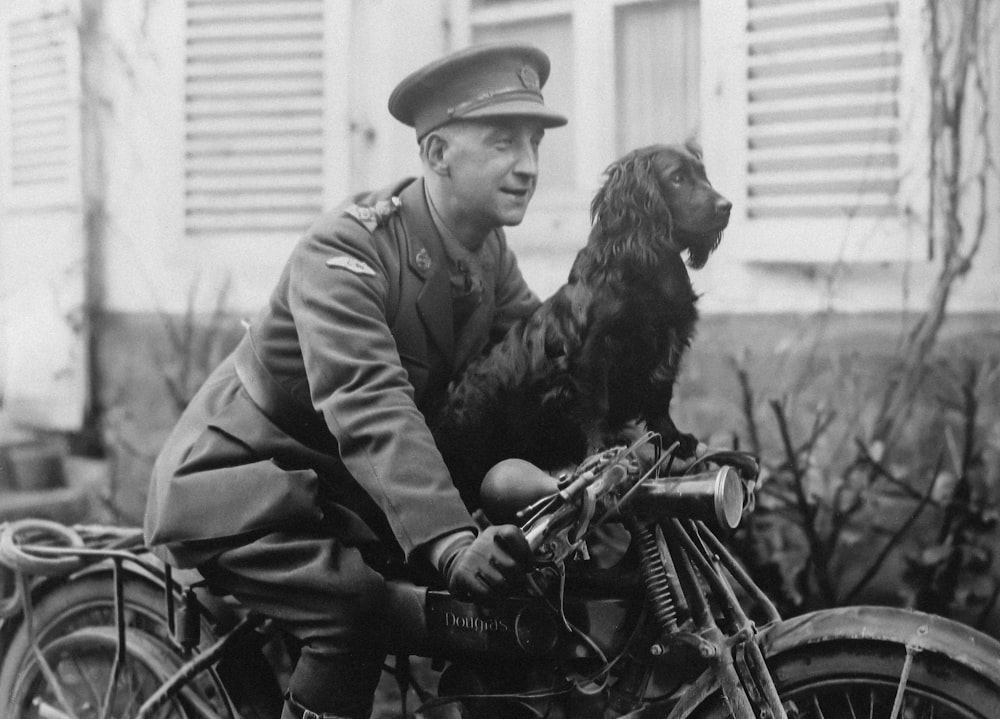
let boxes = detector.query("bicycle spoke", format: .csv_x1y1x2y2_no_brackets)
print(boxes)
889,648,917,719
844,689,859,719
118,663,153,719
811,694,828,719
67,652,104,715
32,641,180,719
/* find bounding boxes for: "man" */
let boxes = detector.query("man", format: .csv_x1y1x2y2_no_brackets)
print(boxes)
144,43,567,719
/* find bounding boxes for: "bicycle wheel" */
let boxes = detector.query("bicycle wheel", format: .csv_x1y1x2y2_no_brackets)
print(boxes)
691,638,1000,718
0,573,234,718
8,627,194,719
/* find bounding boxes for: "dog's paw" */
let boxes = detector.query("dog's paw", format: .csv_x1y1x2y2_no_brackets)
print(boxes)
674,432,701,458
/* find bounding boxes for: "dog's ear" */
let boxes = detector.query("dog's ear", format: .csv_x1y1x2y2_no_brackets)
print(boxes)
591,148,672,243
684,139,703,160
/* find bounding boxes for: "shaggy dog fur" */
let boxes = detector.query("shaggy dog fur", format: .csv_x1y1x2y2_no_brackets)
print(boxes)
432,143,731,508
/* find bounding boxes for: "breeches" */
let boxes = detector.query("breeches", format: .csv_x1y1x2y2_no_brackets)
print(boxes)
198,529,390,657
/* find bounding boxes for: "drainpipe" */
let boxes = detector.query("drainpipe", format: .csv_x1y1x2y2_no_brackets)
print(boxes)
74,0,106,457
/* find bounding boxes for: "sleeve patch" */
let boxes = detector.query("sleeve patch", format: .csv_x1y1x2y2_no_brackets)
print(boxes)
327,255,377,276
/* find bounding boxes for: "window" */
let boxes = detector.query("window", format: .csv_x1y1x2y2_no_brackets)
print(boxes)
462,0,702,196
615,0,700,154
0,0,87,430
183,0,325,242
471,11,576,193
745,0,901,221
0,1,82,210
705,0,926,262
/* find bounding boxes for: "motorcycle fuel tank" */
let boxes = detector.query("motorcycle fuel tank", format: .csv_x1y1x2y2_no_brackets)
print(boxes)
425,590,637,658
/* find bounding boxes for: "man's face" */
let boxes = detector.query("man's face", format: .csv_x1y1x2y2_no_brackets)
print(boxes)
438,118,546,230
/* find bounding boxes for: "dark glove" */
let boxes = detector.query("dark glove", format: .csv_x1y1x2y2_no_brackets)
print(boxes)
439,525,532,599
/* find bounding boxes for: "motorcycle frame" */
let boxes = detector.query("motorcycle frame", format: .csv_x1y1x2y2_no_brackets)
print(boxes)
3,518,790,719
8,516,1000,718
650,518,785,719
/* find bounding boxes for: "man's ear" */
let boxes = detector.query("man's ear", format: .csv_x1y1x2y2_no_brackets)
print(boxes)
423,132,450,176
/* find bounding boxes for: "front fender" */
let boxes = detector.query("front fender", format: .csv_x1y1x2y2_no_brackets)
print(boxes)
759,605,1000,686
655,605,1000,719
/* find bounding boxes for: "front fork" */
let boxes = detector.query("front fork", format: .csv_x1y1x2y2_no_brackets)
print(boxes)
634,518,788,719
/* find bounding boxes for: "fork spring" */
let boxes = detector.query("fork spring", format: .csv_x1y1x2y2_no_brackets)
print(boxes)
633,522,679,633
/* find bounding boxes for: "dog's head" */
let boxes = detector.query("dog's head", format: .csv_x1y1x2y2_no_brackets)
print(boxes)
590,142,731,269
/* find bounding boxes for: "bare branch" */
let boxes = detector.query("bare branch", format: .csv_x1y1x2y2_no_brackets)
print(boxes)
730,355,761,455
841,454,942,604
770,400,837,604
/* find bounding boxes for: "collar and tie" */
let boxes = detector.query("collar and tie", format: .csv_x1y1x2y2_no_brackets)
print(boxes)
424,186,491,336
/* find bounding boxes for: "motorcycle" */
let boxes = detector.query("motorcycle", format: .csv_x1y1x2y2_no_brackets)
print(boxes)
2,431,999,718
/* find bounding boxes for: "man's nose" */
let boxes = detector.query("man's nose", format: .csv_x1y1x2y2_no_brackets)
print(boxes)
513,142,539,177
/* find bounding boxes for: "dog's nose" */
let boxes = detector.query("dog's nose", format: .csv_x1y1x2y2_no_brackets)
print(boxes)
715,197,732,215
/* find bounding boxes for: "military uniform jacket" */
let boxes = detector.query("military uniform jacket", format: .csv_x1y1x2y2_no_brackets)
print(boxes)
144,177,540,568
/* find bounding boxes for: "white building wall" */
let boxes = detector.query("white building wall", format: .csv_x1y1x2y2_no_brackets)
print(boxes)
4,0,998,328
92,0,1000,318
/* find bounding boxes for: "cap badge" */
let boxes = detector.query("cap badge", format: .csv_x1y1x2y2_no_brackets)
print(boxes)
519,66,540,92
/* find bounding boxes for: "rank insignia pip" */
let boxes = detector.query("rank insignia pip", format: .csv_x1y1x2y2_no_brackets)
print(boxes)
327,255,377,276
415,248,433,272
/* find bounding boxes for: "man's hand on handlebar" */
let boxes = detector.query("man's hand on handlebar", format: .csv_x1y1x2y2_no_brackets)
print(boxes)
434,525,533,600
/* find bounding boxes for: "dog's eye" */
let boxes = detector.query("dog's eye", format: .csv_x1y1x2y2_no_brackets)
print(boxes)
670,172,685,185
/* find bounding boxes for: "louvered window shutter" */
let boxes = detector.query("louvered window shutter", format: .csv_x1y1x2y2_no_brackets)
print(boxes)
0,1,82,210
0,1,87,430
184,0,325,242
747,0,902,221
704,0,926,263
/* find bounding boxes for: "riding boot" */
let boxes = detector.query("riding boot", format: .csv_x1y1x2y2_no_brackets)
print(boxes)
284,651,384,719
281,691,359,719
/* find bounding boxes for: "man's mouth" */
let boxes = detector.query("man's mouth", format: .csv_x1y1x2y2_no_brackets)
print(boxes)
501,187,530,198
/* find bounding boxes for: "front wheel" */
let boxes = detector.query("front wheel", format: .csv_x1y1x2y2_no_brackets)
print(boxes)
689,612,1000,719
764,639,997,718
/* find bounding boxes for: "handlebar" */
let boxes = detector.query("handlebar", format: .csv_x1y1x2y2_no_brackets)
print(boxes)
686,450,759,481
480,437,759,563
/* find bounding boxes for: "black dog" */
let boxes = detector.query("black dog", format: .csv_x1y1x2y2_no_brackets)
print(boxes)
432,143,731,507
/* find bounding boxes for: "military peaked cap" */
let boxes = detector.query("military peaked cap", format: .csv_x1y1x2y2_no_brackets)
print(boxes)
388,43,568,140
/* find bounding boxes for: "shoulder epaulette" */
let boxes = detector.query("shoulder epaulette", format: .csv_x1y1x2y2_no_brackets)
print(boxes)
344,196,402,232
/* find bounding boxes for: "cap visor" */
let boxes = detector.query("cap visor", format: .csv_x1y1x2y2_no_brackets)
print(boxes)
459,99,568,128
